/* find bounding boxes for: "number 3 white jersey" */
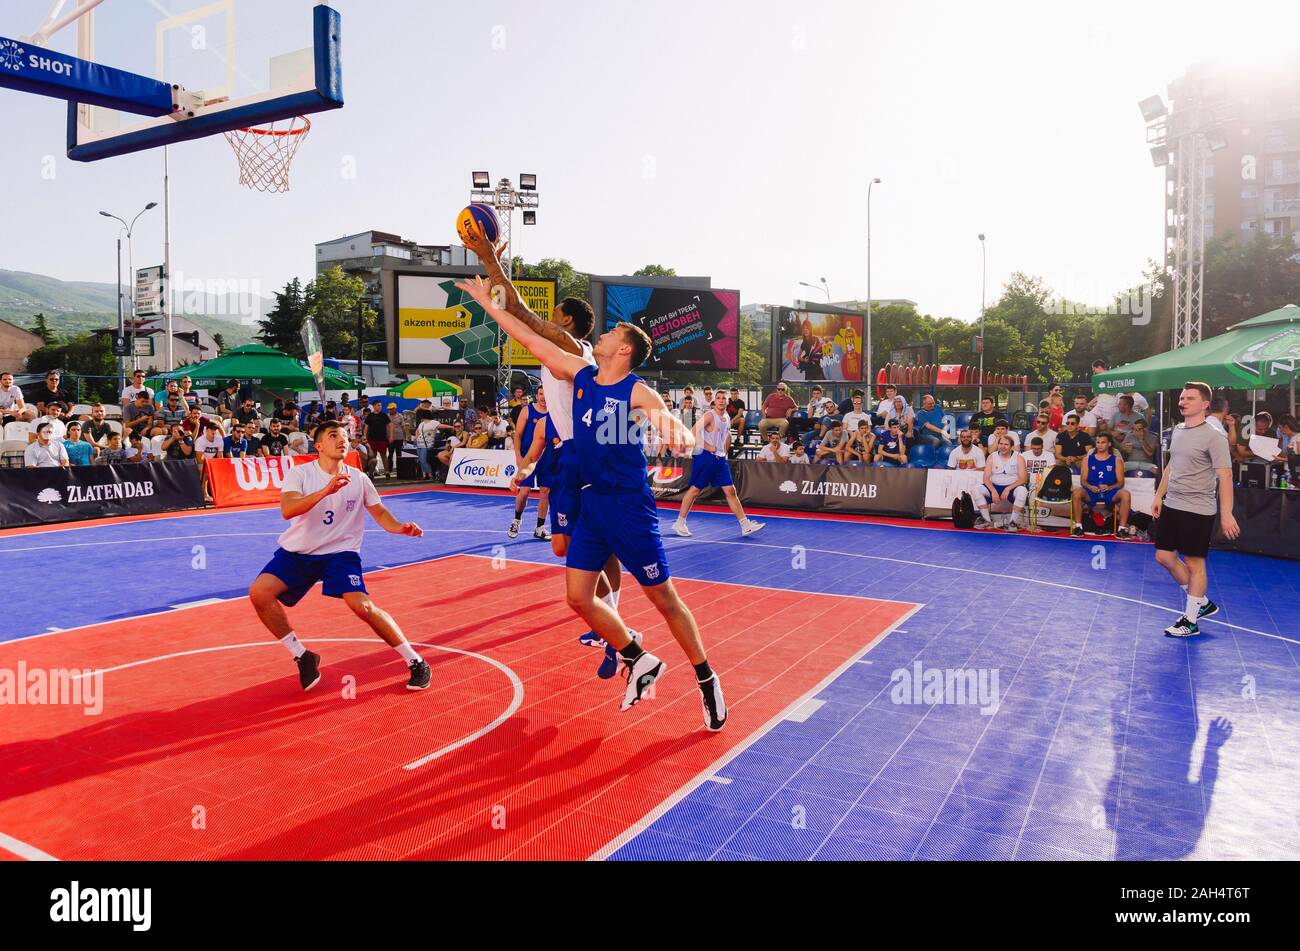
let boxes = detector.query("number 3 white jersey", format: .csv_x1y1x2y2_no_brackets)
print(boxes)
542,339,595,443
276,461,380,555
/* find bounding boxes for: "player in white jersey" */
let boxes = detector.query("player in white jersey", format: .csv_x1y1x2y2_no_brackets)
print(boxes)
465,229,640,679
673,391,764,537
247,420,430,691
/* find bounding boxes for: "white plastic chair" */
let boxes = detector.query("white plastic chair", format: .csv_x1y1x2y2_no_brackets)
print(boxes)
104,419,124,437
149,434,167,460
70,403,95,419
2,420,30,441
0,439,28,468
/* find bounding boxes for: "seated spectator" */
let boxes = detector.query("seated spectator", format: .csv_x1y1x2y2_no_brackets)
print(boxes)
788,440,810,464
30,370,73,418
463,419,491,450
892,396,916,438
180,405,206,437
973,435,1029,531
757,430,790,463
970,396,999,443
947,428,986,470
700,386,714,410
1054,415,1094,470
30,402,67,443
1,370,28,424
62,421,95,466
161,423,193,460
226,420,263,458
843,420,877,465
1069,394,1098,436
1278,415,1300,456
216,379,241,418
914,394,949,446
277,401,300,432
25,422,69,468
154,379,188,412
81,404,114,448
155,392,188,436
678,395,699,430
176,375,196,407
125,431,149,463
1205,395,1233,439
757,383,797,440
874,384,909,423
726,388,747,447
435,419,471,472
1109,395,1144,438
814,420,846,463
806,385,827,419
986,420,1020,454
1072,432,1133,538
875,419,909,467
120,369,152,409
841,391,873,434
1020,436,1055,484
261,418,291,457
321,400,339,422
234,397,261,428
1046,391,1065,430
98,431,130,465
484,408,509,449
657,388,674,411
1120,418,1158,464
1027,412,1057,454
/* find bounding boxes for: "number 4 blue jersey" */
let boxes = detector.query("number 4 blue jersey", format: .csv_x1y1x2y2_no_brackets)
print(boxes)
571,365,650,494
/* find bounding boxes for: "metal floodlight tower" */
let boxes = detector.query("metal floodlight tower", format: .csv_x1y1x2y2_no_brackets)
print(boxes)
470,173,541,404
1141,79,1233,351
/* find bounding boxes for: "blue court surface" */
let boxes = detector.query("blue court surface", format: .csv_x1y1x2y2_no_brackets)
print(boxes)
3,488,1298,861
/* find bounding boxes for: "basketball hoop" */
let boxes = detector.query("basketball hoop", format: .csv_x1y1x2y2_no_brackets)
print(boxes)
223,116,311,193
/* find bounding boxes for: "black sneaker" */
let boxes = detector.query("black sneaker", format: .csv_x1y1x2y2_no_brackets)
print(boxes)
698,674,728,732
296,650,322,691
1070,525,1084,537
1197,598,1219,620
1163,616,1200,638
407,659,431,690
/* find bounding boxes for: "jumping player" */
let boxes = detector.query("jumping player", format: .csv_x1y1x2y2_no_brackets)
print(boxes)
1151,382,1240,637
247,420,430,691
457,274,728,731
509,386,551,540
673,390,765,537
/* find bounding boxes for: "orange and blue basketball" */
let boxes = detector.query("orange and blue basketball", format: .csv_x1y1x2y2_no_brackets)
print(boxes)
456,203,499,244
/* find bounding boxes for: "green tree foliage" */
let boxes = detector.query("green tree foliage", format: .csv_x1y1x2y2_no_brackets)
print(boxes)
736,313,770,385
31,312,55,346
257,277,306,355
212,332,227,354
1202,232,1300,337
632,264,678,277
25,333,118,402
515,258,589,302
304,266,380,363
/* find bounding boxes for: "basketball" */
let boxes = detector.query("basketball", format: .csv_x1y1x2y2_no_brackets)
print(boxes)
456,203,499,245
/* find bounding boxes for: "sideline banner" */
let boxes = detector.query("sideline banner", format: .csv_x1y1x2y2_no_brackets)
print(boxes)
0,460,203,528
445,448,518,489
739,461,926,517
207,451,362,507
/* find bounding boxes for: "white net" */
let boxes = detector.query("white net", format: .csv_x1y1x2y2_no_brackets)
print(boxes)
223,116,312,193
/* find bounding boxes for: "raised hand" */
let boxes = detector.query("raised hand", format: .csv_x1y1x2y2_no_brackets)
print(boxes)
324,472,351,495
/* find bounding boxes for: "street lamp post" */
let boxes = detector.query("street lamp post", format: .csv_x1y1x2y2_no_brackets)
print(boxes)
867,177,881,397
798,280,831,302
977,233,986,408
100,202,158,375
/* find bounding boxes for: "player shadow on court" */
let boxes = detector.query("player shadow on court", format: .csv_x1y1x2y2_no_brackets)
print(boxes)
0,646,434,802
220,715,717,860
1102,642,1232,860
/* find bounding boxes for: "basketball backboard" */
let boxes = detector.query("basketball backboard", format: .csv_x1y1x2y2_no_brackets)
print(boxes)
66,0,341,162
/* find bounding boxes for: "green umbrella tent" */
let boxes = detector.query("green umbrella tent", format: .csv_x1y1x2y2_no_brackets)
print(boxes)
150,344,363,391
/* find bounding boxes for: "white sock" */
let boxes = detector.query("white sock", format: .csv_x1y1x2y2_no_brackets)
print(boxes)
395,641,422,664
280,632,306,659
602,588,620,611
1185,594,1207,620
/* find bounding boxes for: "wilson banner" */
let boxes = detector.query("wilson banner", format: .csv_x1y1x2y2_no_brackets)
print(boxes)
207,452,362,507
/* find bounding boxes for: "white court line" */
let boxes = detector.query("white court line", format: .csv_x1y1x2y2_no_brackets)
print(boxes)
0,832,58,861
784,698,826,723
588,601,925,861
0,528,502,555
169,598,227,610
68,637,521,772
660,536,1300,646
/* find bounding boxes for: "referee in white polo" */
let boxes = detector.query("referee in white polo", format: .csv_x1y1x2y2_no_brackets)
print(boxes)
1151,382,1240,637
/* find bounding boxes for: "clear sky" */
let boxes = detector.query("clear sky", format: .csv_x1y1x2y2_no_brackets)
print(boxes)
3,0,1300,323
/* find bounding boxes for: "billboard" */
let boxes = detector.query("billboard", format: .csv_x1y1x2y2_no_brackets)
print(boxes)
390,270,556,371
603,285,739,371
777,308,864,382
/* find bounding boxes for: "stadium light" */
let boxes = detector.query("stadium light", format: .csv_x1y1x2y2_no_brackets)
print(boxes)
523,210,536,225
519,173,537,191
472,171,491,189
1149,146,1170,167
1138,95,1167,123
1206,130,1229,152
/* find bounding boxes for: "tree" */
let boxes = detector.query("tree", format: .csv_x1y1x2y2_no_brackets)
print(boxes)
31,312,55,346
305,266,380,363
257,278,306,355
1203,232,1300,338
632,264,677,277
735,313,769,385
515,257,589,302
25,333,118,403
212,332,227,354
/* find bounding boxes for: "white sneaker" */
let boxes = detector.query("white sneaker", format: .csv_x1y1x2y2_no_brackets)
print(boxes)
1004,517,1021,533
699,673,728,732
740,519,765,536
620,651,666,711
673,520,692,537
974,516,994,530
533,525,551,541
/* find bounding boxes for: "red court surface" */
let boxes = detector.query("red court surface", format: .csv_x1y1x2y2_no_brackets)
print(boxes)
0,555,915,861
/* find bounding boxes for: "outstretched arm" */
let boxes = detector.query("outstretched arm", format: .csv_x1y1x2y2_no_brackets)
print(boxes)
454,277,590,382
632,382,695,455
458,228,585,356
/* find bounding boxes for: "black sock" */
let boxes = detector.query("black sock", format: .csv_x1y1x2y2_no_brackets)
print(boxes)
618,641,645,661
513,502,525,519
536,516,545,527
693,660,714,682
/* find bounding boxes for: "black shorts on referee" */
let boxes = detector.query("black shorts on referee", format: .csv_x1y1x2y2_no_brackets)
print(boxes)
1154,504,1215,559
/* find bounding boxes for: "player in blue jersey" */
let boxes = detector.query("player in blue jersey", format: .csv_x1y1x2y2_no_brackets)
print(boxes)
456,274,728,731
508,386,551,540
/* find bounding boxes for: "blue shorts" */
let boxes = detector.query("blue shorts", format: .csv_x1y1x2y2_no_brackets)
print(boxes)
546,442,580,536
260,548,367,607
518,448,550,489
567,484,671,587
1085,487,1119,507
689,452,733,490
